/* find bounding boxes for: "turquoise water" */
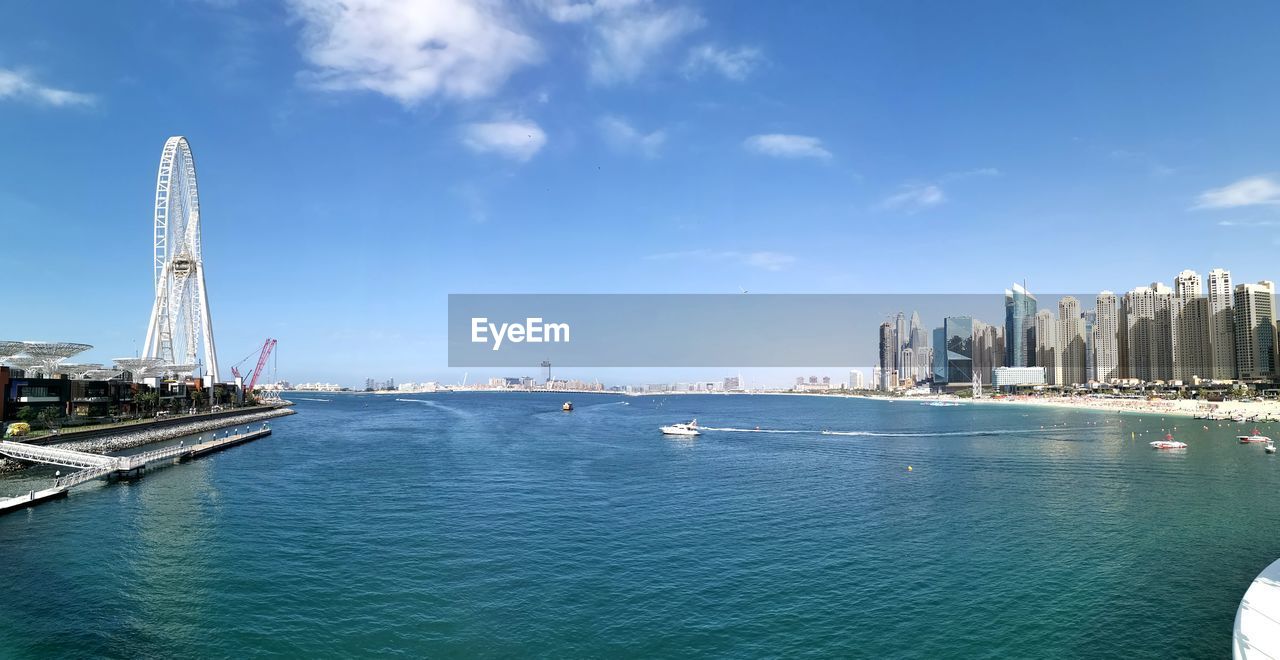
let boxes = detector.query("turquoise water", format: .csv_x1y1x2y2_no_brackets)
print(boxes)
2,393,1278,657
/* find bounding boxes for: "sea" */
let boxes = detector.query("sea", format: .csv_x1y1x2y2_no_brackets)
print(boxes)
1,392,1277,658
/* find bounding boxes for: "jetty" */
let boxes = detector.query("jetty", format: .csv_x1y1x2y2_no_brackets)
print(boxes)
0,423,273,516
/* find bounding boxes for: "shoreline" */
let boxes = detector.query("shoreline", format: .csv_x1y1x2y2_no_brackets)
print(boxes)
330,387,1280,421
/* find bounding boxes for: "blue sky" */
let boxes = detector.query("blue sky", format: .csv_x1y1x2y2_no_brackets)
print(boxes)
3,0,1280,386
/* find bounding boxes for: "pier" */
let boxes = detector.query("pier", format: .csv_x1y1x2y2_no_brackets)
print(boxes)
0,424,273,515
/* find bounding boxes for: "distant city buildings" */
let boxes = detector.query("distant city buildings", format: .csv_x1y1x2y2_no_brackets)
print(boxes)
876,267,1273,391
1235,281,1277,381
1004,283,1037,368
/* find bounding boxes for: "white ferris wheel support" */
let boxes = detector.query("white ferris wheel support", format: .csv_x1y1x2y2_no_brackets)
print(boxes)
142,136,220,383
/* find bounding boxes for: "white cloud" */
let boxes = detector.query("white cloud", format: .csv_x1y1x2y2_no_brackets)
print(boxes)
539,0,703,83
1216,219,1280,227
879,184,946,212
597,116,665,157
940,167,1000,181
682,44,763,81
743,134,832,160
537,0,645,22
460,119,547,161
0,68,94,106
287,0,541,105
1195,176,1280,209
646,249,795,271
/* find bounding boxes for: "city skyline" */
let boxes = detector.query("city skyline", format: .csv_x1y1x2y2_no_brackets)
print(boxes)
876,268,1280,393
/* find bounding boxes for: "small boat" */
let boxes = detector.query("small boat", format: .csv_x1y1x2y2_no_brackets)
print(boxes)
1151,433,1187,450
1266,442,1276,454
660,419,701,436
1238,428,1272,444
562,401,573,412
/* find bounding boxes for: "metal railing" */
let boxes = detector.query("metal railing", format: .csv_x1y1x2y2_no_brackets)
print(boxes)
0,441,117,469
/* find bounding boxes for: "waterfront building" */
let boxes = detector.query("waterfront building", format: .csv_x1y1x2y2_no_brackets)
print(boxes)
723,376,742,391
1004,283,1037,367
931,327,946,384
1094,292,1120,382
901,347,915,381
916,348,932,385
1171,270,1211,381
1208,268,1237,380
909,311,928,354
943,316,975,388
848,370,865,390
972,320,1004,386
1058,296,1087,386
879,321,896,389
1123,283,1174,382
1234,281,1278,381
1083,309,1096,383
1034,309,1059,386
992,366,1046,390
895,312,908,379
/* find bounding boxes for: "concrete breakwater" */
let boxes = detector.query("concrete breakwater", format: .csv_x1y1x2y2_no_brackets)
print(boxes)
0,407,295,474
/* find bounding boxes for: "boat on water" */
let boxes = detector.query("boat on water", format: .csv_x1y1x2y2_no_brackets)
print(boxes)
1266,442,1277,454
1151,433,1188,450
660,419,701,436
1238,428,1272,444
562,401,573,412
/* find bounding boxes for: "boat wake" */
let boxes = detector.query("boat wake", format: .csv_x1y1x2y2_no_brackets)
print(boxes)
699,425,1105,438
293,397,330,402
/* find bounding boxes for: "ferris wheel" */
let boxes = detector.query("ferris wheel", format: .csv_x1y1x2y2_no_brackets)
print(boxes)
141,136,220,382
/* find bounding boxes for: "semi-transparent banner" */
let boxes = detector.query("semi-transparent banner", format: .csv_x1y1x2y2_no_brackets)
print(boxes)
449,293,1091,367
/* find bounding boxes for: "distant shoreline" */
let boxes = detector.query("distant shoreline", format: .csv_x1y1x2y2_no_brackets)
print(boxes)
285,387,1280,422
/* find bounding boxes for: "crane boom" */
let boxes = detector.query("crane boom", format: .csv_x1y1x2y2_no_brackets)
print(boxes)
247,338,276,391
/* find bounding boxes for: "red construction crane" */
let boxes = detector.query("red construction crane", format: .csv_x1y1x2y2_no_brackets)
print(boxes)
231,339,277,391
246,338,276,391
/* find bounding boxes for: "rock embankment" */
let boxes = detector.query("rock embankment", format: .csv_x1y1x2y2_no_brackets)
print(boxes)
0,408,295,474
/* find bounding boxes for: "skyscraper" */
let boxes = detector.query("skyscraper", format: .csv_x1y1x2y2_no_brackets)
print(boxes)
1004,283,1037,368
879,321,896,390
943,316,974,387
1171,269,1210,381
931,326,946,385
1094,291,1120,383
1208,268,1236,380
1034,309,1059,385
1234,281,1277,381
1123,283,1173,382
1058,296,1086,386
972,320,1004,385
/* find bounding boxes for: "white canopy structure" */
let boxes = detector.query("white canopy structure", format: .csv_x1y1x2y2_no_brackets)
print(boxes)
6,341,92,376
112,357,166,382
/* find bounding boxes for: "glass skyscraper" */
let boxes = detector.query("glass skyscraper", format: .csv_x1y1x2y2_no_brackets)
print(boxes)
1004,283,1037,368
932,326,946,384
944,316,975,386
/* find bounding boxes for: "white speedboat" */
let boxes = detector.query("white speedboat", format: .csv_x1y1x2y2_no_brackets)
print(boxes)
1151,433,1187,450
660,419,701,436
1266,442,1276,454
1238,429,1272,444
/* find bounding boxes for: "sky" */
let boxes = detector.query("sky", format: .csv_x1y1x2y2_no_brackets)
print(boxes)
2,0,1280,386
